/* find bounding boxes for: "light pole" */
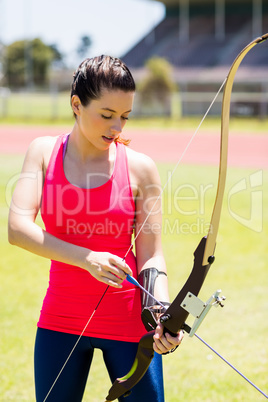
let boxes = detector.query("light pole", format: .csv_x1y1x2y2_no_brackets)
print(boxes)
24,0,34,90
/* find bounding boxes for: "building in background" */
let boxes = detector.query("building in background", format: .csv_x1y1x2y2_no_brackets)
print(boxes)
123,0,268,117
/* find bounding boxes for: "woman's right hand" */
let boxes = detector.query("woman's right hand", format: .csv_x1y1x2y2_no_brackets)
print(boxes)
84,251,133,288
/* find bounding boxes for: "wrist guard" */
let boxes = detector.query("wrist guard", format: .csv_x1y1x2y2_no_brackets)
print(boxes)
138,267,170,331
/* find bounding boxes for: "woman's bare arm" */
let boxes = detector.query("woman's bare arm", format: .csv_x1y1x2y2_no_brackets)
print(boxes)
128,149,168,301
8,137,132,287
128,148,184,353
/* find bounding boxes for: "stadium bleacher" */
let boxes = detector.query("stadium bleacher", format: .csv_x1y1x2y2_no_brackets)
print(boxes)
122,3,268,68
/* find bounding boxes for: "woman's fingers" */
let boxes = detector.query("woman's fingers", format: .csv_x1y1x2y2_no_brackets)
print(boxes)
86,252,133,287
153,323,184,354
109,257,133,277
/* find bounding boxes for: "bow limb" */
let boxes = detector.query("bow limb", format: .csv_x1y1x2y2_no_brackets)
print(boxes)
105,33,268,401
105,331,155,402
203,33,268,265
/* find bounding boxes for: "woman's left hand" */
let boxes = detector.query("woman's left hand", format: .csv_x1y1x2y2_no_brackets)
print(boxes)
153,323,184,354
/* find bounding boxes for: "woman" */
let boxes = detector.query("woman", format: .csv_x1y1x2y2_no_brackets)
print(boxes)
8,55,183,401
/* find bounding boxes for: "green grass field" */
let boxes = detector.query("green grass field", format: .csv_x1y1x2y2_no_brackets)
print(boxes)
0,150,267,401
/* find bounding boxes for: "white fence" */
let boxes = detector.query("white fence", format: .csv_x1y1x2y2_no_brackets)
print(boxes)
1,88,268,120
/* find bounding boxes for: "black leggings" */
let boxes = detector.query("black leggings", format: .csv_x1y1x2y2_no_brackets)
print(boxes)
34,328,164,402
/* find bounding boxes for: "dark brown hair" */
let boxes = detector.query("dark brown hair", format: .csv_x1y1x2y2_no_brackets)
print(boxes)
71,55,135,144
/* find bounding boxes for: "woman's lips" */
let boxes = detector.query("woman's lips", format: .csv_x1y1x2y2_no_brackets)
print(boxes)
102,135,115,143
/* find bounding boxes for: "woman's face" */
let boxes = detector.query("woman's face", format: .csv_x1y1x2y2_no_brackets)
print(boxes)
72,88,134,150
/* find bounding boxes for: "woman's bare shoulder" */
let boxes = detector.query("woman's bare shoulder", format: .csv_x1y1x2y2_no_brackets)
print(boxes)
27,135,58,153
23,135,60,171
125,146,160,185
126,146,157,170
27,135,59,157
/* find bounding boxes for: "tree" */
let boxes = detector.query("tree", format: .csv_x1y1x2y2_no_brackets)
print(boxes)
49,44,65,66
4,38,62,88
0,42,4,84
137,57,177,116
138,57,176,102
76,35,92,59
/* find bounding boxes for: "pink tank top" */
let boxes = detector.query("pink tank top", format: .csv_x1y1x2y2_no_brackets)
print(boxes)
38,134,146,342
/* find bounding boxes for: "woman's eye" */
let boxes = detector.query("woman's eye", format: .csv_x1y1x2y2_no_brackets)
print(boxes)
101,115,112,119
121,116,129,121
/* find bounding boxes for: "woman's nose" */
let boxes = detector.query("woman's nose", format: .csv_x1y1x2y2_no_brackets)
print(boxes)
110,119,122,134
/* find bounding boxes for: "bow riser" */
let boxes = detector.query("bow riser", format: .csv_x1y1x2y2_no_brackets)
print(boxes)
160,236,212,335
105,237,212,401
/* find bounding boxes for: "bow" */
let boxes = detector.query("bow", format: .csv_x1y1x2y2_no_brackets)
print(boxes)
105,33,268,401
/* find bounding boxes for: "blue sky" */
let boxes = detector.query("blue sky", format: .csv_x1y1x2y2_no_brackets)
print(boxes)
1,0,165,66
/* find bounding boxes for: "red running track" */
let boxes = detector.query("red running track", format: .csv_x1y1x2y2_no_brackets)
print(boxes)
0,125,267,169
